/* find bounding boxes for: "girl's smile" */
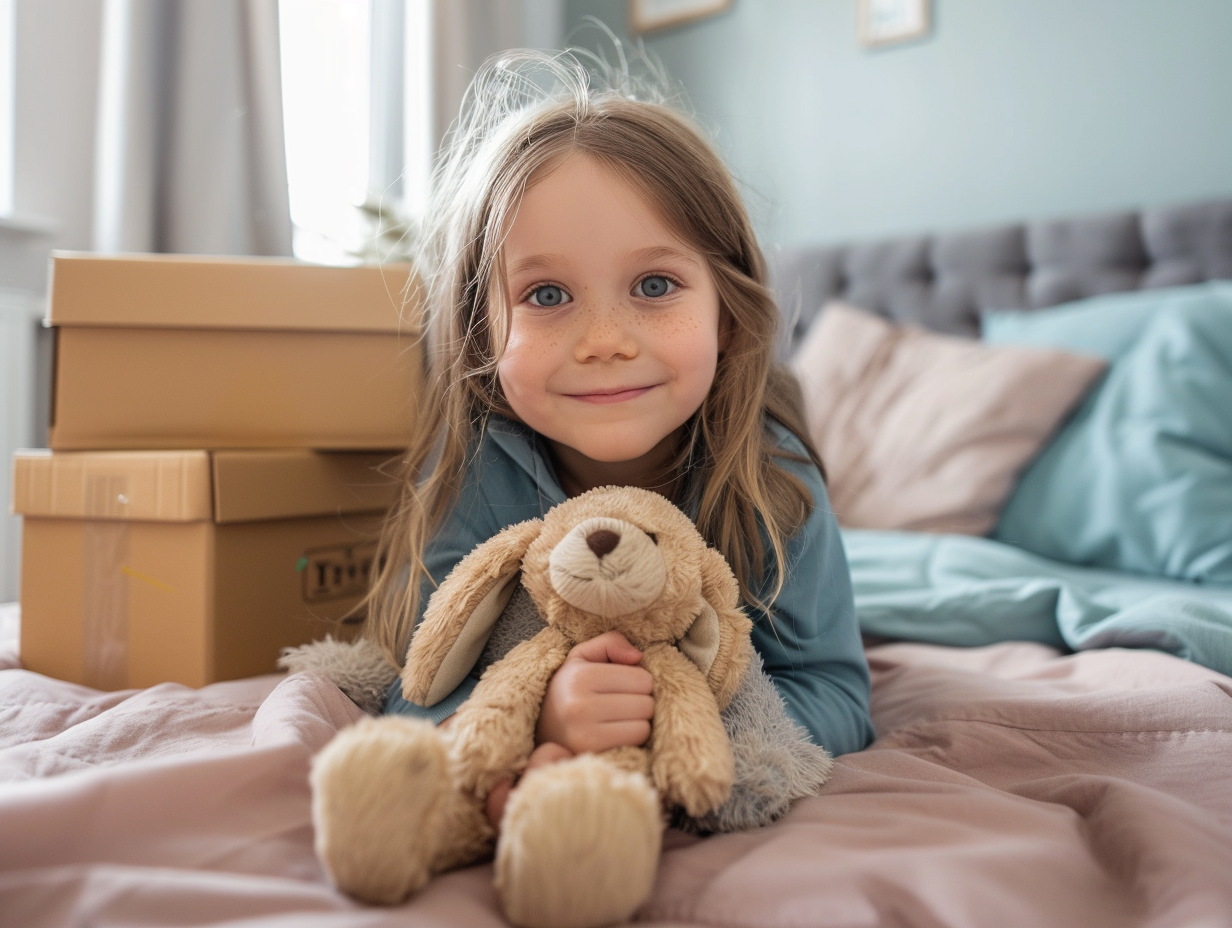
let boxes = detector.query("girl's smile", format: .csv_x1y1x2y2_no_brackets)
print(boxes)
566,385,657,403
495,152,722,492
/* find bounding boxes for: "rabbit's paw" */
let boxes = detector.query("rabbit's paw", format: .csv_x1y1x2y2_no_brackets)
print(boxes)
654,749,733,818
310,716,448,905
495,754,663,928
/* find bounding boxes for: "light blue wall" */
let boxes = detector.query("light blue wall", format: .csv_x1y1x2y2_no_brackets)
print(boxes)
565,0,1232,247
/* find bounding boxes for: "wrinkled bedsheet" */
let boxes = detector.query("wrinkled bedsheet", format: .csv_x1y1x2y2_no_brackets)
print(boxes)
1,640,1230,928
846,529,1232,676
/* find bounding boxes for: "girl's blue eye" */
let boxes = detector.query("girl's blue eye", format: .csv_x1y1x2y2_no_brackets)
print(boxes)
636,275,675,298
528,284,569,307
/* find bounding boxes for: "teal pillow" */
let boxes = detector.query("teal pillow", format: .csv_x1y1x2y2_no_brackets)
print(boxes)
986,284,1232,584
983,283,1232,362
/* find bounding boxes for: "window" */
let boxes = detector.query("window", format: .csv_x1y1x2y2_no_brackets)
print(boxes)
279,0,371,265
279,0,430,266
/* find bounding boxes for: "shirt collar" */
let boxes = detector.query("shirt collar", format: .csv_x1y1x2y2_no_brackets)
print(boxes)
483,414,722,520
484,415,568,511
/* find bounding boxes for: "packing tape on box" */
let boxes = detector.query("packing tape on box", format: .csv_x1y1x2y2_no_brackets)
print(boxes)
82,521,129,690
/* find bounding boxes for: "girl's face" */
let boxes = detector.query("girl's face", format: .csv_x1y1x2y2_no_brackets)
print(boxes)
496,153,721,487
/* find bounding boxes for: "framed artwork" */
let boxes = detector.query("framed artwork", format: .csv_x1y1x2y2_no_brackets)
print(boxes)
857,0,931,48
630,0,733,35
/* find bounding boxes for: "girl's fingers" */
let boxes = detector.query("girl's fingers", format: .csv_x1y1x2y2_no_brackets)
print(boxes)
486,743,574,831
583,661,654,695
525,741,574,769
593,693,655,723
568,631,643,666
568,720,651,755
593,719,652,751
537,637,655,752
486,778,513,829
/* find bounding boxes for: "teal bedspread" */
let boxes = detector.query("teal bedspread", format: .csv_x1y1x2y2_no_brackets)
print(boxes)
844,529,1232,676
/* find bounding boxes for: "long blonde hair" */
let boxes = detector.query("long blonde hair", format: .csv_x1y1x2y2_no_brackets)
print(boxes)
368,50,821,668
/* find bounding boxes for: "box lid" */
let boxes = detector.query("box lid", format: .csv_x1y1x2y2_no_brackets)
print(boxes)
47,252,422,334
209,450,399,522
12,449,400,523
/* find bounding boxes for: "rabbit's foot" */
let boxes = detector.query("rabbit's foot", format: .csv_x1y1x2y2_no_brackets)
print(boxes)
495,754,663,928
310,716,450,905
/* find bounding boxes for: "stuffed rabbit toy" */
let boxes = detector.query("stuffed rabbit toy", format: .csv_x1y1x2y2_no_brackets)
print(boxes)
310,485,754,928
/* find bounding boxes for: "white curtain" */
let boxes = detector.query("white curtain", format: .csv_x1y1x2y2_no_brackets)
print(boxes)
89,0,561,254
92,0,292,256
430,0,529,151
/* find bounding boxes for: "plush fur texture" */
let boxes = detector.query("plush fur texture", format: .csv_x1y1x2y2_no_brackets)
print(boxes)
286,588,832,836
310,716,485,904
278,635,395,716
311,715,496,903
478,584,546,668
306,487,828,927
404,519,544,707
675,650,834,834
640,641,733,816
496,754,662,928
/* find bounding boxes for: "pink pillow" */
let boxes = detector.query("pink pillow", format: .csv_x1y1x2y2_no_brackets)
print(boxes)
791,303,1107,535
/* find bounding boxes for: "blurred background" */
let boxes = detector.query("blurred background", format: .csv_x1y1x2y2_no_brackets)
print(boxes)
1,0,1231,603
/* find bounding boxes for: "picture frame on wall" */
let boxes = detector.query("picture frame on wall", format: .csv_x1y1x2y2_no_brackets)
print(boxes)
857,0,931,48
630,0,733,35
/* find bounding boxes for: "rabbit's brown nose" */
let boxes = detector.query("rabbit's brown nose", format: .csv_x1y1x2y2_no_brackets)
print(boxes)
586,529,620,558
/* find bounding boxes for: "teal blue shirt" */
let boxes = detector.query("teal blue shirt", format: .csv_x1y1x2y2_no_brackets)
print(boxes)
385,415,874,757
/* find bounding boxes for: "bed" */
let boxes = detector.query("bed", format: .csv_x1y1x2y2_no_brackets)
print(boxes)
3,198,1232,927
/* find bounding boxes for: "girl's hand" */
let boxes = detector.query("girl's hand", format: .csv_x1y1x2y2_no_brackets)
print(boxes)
485,741,574,830
534,631,655,755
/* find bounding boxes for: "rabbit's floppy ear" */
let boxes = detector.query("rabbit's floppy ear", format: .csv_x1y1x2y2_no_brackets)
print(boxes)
678,547,753,711
678,600,721,678
402,518,544,707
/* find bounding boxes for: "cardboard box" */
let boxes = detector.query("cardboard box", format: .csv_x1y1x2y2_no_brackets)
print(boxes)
46,252,424,450
12,448,398,689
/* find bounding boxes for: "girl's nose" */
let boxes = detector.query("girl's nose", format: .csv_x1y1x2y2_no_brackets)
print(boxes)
574,304,639,362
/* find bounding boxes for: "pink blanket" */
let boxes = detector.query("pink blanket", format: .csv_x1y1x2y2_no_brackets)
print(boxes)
2,641,1230,927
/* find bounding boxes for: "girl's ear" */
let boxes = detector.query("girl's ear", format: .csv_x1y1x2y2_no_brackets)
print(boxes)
401,518,544,707
680,547,753,710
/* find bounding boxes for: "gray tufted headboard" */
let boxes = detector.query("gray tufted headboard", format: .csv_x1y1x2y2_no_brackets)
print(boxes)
770,197,1232,352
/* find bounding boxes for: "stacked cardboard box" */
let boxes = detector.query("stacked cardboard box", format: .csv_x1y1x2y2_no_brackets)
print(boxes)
11,253,421,689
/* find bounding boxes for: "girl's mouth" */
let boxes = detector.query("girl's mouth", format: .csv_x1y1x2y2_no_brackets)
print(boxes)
567,386,655,404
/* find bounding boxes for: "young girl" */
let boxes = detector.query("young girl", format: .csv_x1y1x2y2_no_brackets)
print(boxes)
371,50,873,821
